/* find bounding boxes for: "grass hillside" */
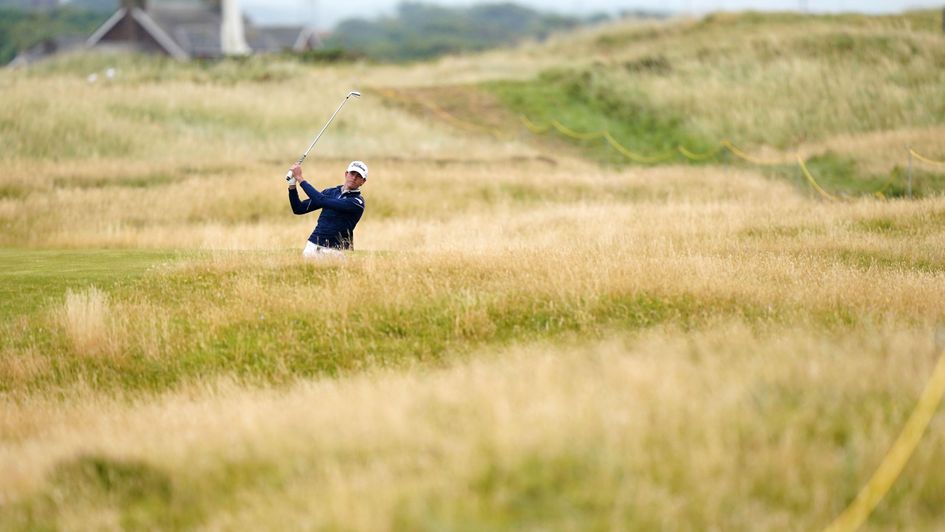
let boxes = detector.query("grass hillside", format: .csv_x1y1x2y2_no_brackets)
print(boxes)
381,10,945,193
2,9,945,531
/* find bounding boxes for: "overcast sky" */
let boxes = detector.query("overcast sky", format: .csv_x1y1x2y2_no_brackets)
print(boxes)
241,0,945,29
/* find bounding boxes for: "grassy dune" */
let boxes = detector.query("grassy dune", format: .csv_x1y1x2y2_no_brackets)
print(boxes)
384,10,945,192
2,9,945,530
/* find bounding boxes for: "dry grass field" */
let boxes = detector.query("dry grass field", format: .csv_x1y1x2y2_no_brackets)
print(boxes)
2,10,945,531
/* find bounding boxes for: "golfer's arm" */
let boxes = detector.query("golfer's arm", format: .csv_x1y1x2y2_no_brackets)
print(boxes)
288,187,317,214
316,197,363,213
298,181,363,214
298,180,320,199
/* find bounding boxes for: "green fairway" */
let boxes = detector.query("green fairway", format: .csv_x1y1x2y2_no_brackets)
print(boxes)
0,249,181,319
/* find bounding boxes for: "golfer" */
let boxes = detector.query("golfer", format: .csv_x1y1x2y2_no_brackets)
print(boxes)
288,160,367,259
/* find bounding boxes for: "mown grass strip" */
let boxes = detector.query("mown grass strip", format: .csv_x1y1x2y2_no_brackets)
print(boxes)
0,249,182,319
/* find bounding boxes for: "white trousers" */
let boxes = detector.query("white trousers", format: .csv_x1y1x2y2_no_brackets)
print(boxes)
302,241,345,260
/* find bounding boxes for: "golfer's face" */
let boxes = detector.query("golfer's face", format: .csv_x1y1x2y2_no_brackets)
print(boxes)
345,171,365,188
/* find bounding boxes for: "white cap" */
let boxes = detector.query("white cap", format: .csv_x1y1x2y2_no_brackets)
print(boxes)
346,160,368,180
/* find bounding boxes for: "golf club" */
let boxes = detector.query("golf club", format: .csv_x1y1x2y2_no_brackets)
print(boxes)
286,90,361,182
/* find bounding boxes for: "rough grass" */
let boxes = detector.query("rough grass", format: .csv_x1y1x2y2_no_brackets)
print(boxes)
4,187,945,394
761,152,918,199
487,69,713,165
361,8,945,197
3,327,944,530
2,9,945,531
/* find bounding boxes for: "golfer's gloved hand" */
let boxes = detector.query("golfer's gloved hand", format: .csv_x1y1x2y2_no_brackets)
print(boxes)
287,163,303,186
285,171,296,186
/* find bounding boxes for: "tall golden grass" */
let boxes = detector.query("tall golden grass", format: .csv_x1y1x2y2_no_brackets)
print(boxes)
57,286,114,358
2,10,945,530
2,325,943,529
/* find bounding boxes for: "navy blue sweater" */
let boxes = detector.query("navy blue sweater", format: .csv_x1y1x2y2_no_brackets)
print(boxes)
289,181,365,249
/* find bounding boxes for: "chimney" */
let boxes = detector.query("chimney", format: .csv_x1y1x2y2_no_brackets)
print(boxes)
221,0,251,56
121,0,147,10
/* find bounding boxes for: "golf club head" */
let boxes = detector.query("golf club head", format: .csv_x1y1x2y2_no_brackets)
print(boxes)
348,91,361,98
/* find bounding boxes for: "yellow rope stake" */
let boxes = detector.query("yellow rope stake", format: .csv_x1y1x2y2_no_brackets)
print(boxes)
721,140,784,166
825,346,945,532
797,155,838,201
909,149,945,167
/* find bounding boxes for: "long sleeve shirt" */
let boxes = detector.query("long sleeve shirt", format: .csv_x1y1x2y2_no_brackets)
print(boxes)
289,181,365,249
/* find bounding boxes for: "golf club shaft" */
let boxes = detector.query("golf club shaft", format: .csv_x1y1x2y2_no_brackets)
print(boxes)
285,91,361,183
286,91,360,183
297,94,354,165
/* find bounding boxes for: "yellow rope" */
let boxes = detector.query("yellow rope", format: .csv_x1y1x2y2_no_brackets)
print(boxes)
910,149,945,167
545,118,794,165
520,115,550,134
389,102,934,190
721,140,784,166
547,118,676,163
825,345,945,532
797,155,838,201
678,144,723,161
551,120,606,140
604,133,675,163
511,114,909,199
796,155,899,200
517,115,798,167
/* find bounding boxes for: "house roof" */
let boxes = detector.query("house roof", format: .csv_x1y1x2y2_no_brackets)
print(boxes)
86,2,320,59
247,25,321,53
87,7,190,59
292,26,322,51
150,3,223,57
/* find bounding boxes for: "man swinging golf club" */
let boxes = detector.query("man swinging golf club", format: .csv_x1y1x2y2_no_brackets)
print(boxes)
283,90,365,259
287,160,367,258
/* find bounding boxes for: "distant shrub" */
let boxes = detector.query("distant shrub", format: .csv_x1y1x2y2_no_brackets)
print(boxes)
290,47,366,64
0,6,110,64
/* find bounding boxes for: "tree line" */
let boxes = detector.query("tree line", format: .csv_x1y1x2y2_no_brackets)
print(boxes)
0,3,112,64
326,2,600,62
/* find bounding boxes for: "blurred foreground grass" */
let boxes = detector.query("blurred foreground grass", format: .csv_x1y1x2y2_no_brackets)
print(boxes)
3,322,944,530
3,8,945,531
